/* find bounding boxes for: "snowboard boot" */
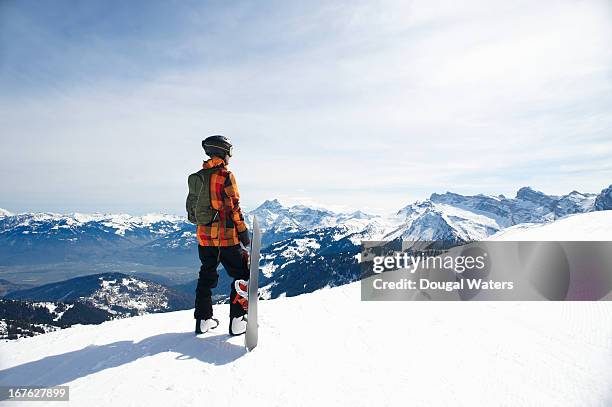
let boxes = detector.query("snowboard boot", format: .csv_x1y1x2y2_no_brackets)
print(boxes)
195,318,219,335
229,315,248,336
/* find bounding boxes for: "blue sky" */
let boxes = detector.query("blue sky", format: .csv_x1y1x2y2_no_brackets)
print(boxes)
1,0,611,215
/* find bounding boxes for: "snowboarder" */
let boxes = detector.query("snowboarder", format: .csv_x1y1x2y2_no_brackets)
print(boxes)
187,135,251,336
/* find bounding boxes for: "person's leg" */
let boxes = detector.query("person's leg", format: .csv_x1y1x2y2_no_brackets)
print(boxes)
219,245,250,318
194,245,220,320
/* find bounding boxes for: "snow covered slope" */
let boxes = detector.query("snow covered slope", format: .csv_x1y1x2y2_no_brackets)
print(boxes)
1,213,611,406
491,211,612,241
1,285,610,406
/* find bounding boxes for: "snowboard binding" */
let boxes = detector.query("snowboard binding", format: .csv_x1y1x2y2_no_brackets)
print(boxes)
232,279,249,312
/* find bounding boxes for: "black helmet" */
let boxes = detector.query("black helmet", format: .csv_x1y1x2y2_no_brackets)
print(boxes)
202,135,233,158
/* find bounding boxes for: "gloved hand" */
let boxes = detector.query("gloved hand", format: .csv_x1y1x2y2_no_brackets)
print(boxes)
238,229,250,247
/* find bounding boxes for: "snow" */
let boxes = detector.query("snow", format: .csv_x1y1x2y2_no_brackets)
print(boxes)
258,283,274,300
274,237,321,261
250,199,379,235
91,278,169,314
53,304,74,322
3,211,183,237
36,302,74,322
1,284,611,406
260,262,278,278
1,210,611,406
436,203,502,230
387,202,502,242
490,211,612,241
293,237,320,251
40,302,57,315
279,259,295,269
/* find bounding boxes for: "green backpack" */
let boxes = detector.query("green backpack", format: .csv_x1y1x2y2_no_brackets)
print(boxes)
186,168,218,225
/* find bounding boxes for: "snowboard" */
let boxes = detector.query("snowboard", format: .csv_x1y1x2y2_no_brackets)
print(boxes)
245,216,261,352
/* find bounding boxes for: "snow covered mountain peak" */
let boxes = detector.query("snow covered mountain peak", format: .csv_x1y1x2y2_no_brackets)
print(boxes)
594,184,612,210
515,186,552,203
0,208,12,218
2,184,610,278
0,211,186,239
254,198,285,212
385,185,606,245
248,199,376,238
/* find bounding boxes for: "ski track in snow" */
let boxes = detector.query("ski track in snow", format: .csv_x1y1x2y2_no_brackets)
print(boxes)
1,284,611,407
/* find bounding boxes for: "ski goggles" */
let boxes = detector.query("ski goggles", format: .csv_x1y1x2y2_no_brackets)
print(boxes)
203,143,233,157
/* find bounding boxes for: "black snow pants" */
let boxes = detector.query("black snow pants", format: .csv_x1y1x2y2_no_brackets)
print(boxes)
194,244,249,320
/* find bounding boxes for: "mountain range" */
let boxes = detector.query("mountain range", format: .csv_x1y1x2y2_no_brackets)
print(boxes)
1,184,610,279
1,184,611,338
1,210,610,405
3,185,608,256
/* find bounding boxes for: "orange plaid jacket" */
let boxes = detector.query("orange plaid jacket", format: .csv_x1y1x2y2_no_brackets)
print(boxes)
196,157,247,247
